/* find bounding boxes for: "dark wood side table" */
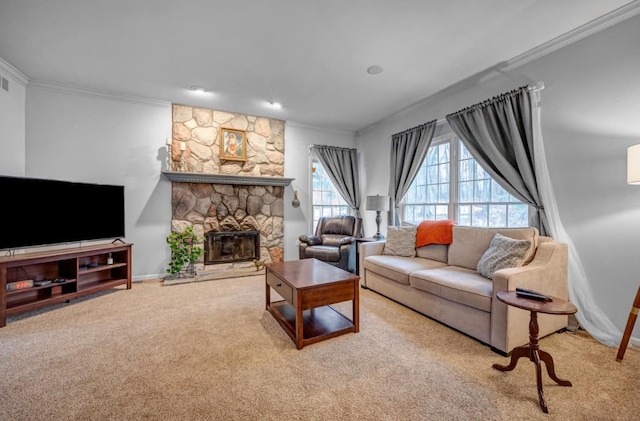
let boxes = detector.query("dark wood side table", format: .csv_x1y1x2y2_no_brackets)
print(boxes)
492,290,577,414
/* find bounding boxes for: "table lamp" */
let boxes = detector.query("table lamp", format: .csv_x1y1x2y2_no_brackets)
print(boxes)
366,195,390,240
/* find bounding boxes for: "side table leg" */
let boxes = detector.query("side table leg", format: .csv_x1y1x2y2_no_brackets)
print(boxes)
532,348,548,414
539,349,572,386
492,345,530,372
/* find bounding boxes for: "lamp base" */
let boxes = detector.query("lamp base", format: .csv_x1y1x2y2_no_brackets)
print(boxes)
374,211,384,240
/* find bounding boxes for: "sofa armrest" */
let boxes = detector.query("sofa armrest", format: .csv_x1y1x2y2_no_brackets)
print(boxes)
490,241,569,353
338,236,355,245
299,234,321,245
359,241,386,277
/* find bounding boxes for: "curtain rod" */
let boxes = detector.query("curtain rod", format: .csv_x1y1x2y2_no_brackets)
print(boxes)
528,81,545,93
308,144,356,151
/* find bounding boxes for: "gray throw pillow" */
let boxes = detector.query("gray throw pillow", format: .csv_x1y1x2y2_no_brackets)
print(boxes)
382,226,417,257
477,233,531,279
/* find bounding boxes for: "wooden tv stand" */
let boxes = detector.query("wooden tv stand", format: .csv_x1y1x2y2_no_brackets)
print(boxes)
0,242,132,327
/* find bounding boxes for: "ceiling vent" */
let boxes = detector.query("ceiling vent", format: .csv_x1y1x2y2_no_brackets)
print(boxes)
1,76,8,92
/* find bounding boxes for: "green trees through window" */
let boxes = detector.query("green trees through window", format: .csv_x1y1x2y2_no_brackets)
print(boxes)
404,132,528,227
311,162,350,230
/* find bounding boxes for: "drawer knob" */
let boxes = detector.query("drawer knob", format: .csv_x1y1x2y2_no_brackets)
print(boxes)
276,283,282,287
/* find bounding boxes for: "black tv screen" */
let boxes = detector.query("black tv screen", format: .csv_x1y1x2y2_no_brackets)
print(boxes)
0,175,125,250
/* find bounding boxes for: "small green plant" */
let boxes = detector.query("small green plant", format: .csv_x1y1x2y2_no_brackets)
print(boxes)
166,226,204,277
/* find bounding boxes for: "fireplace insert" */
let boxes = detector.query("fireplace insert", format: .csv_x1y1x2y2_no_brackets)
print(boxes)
204,230,260,264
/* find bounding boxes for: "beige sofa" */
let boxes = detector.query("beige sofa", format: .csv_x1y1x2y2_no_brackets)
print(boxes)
359,226,568,354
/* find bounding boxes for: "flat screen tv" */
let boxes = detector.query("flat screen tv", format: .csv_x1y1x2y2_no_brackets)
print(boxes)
0,175,125,250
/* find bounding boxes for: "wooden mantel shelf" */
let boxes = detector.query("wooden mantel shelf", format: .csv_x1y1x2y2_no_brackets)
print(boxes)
161,171,294,187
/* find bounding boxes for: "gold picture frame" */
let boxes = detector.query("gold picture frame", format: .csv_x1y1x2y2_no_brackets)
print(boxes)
219,128,247,161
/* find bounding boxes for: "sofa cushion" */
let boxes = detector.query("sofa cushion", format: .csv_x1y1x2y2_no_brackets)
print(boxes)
303,245,340,262
364,255,447,285
322,216,355,235
382,226,417,257
477,233,531,279
409,266,494,312
415,244,449,263
447,226,538,270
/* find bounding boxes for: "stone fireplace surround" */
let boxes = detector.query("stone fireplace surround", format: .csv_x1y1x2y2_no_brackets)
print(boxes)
167,104,291,278
170,179,286,274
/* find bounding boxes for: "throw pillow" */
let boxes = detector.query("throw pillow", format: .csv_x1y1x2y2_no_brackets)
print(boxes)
382,226,417,257
415,219,456,247
477,233,531,279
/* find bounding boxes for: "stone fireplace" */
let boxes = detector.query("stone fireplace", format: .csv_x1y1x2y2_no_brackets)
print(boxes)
166,104,291,276
169,179,288,273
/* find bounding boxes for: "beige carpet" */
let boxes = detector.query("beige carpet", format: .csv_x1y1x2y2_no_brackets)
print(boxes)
1,275,638,420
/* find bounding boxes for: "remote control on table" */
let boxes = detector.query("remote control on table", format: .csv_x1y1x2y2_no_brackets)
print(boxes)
515,288,553,302
516,287,545,296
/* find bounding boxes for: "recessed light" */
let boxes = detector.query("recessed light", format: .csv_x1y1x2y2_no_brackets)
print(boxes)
190,85,208,93
366,65,384,75
269,101,282,109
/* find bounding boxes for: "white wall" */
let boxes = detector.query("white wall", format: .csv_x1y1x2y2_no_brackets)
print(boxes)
357,14,640,339
25,85,172,279
21,86,356,274
0,57,27,176
283,122,357,261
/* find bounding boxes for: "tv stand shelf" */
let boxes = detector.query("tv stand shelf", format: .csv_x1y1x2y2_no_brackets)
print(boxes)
80,262,127,275
0,243,132,327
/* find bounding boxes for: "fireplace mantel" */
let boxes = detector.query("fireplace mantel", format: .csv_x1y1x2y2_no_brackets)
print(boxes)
162,171,294,187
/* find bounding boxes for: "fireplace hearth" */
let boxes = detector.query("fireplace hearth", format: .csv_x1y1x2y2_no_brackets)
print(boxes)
205,231,260,264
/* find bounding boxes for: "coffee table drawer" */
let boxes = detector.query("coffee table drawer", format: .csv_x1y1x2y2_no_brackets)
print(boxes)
266,272,293,303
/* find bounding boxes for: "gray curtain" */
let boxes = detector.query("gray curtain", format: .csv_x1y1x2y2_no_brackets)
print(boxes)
445,86,548,235
310,145,361,217
388,120,437,225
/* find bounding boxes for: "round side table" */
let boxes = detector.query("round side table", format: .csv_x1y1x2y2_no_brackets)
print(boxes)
492,290,577,414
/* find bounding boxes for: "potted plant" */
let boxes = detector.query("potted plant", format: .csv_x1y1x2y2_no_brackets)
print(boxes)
166,226,204,278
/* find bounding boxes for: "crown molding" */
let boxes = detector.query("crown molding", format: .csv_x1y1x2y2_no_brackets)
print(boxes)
27,79,170,107
0,57,29,85
286,120,356,135
505,0,640,70
358,1,640,136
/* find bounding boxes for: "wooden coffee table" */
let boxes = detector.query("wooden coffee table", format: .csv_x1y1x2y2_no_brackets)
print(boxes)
492,290,577,414
265,258,359,349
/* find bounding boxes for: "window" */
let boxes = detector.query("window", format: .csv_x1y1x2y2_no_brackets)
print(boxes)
311,161,350,230
403,131,528,227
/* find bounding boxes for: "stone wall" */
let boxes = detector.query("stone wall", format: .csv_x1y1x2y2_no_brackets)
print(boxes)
170,105,286,270
171,183,284,265
171,104,284,176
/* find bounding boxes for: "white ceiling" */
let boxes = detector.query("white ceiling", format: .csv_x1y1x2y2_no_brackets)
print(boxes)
0,0,634,131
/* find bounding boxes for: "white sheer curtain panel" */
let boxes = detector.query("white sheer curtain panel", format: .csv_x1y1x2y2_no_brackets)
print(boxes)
530,85,622,347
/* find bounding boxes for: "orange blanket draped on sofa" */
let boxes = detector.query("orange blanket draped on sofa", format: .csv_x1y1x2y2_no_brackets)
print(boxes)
415,219,456,247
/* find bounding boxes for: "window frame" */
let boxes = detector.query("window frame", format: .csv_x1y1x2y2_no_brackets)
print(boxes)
401,130,529,227
310,158,351,232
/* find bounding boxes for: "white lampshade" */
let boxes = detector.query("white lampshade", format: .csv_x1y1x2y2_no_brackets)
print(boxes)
627,144,640,185
366,195,389,211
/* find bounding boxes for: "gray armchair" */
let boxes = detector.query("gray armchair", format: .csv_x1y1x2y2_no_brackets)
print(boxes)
298,216,363,273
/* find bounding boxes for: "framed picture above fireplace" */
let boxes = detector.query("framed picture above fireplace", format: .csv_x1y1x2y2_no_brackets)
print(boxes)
220,128,247,161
